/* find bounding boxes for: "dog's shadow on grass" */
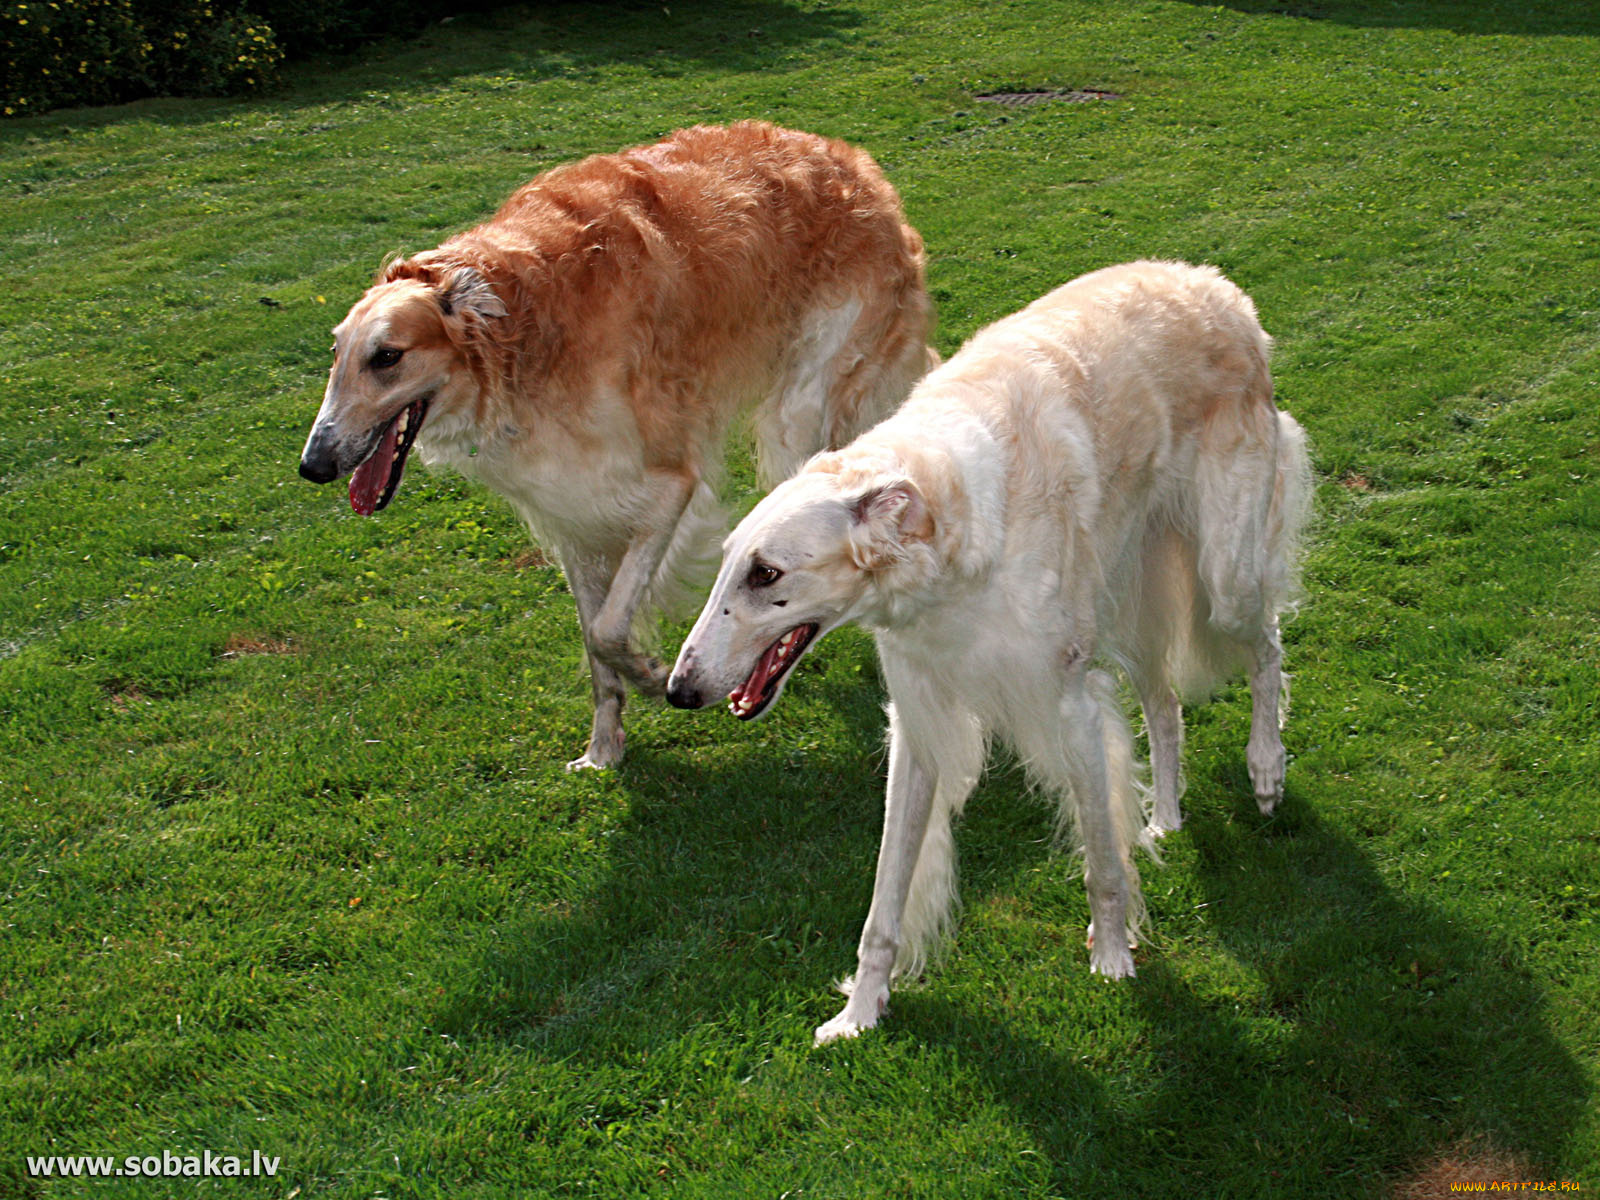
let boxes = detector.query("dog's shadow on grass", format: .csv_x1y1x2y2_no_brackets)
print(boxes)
907,776,1587,1195
433,629,897,1049
436,659,1584,1193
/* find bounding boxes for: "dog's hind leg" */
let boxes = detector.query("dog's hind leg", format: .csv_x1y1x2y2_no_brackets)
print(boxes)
816,703,940,1046
756,299,864,487
560,546,631,772
1138,681,1185,836
1193,406,1307,812
1129,529,1190,835
1247,616,1286,814
819,300,938,451
755,293,932,488
1247,412,1311,813
583,473,698,698
1020,669,1146,978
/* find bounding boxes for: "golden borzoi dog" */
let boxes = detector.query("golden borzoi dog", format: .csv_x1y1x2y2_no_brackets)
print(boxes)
299,122,933,768
668,261,1312,1043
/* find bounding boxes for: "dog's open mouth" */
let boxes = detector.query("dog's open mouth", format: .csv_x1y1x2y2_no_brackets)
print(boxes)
728,624,818,720
349,397,430,515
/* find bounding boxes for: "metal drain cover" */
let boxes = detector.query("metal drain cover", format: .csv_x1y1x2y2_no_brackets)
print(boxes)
974,89,1121,107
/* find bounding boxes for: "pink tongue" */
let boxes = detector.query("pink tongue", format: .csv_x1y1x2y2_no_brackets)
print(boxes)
731,639,787,704
348,416,400,515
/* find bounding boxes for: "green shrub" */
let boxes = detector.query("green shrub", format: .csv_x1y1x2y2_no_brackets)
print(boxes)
1,0,515,115
1,0,282,116
245,0,466,57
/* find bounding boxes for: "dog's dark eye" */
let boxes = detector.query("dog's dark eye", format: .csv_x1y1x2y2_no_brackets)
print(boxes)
370,347,403,370
747,562,782,589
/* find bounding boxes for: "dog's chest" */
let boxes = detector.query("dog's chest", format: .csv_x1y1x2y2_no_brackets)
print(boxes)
418,425,649,543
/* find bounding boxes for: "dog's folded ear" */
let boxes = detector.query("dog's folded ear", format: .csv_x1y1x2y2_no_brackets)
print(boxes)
381,257,508,323
435,265,508,321
847,477,932,569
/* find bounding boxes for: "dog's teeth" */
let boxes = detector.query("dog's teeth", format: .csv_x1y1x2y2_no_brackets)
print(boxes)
776,645,788,660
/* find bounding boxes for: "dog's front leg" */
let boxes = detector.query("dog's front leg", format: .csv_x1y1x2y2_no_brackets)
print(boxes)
584,473,697,698
815,707,936,1046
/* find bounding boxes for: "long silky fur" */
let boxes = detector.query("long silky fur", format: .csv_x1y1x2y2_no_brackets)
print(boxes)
672,260,1313,1040
309,121,935,766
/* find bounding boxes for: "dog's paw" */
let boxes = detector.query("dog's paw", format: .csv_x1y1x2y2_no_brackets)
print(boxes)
1089,943,1137,980
1146,816,1182,839
1149,795,1183,837
813,1013,868,1045
814,1005,883,1046
1248,739,1284,814
1086,924,1137,979
814,983,889,1046
567,730,624,772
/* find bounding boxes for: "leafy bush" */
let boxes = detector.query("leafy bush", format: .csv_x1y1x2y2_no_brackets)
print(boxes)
0,0,503,116
2,0,282,116
245,0,474,57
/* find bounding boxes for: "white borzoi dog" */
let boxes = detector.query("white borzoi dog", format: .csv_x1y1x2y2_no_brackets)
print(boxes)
298,122,933,768
667,260,1312,1042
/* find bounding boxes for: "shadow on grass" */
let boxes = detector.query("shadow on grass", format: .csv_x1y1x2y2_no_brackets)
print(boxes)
0,0,861,140
432,647,894,1048
1173,0,1600,37
922,779,1587,1196
437,677,1584,1194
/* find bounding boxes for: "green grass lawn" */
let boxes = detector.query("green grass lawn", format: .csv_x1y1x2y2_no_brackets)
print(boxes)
3,1,1597,1195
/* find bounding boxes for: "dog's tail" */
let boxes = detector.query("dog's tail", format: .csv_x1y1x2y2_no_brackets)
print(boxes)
1151,403,1313,703
1263,410,1313,620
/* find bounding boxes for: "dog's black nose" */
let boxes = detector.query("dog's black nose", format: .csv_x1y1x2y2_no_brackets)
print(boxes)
665,677,703,710
299,457,338,484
